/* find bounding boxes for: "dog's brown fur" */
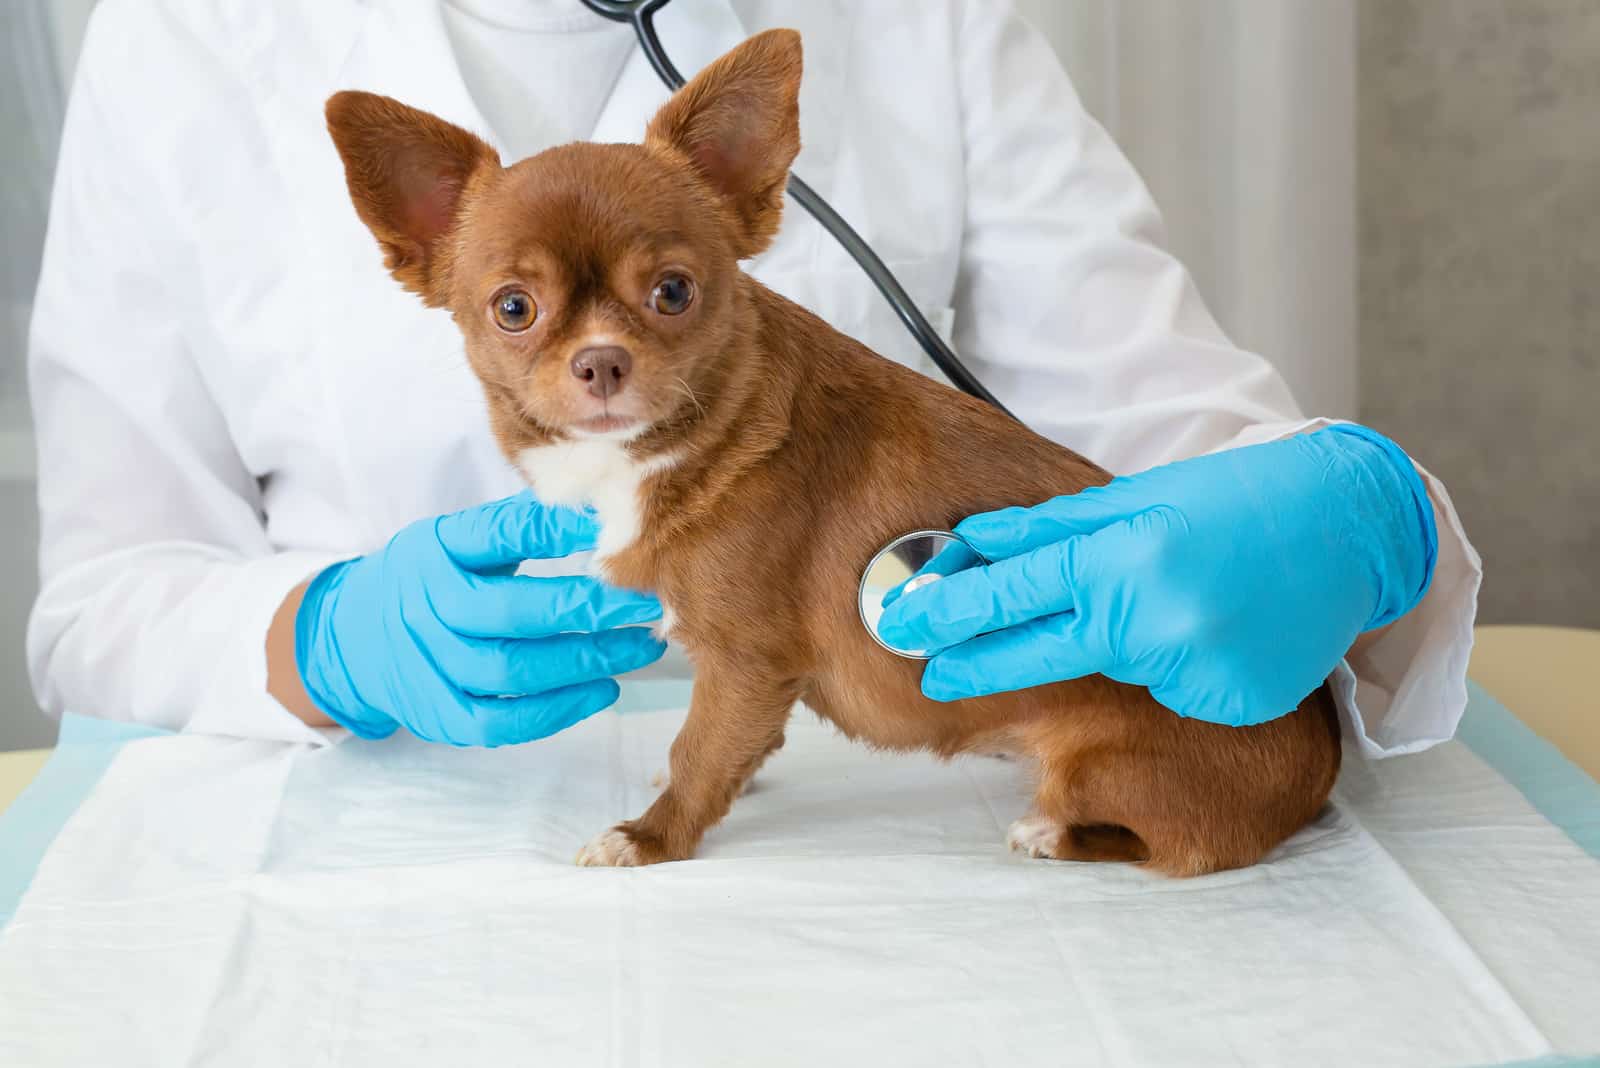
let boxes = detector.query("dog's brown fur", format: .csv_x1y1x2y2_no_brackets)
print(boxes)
326,30,1340,877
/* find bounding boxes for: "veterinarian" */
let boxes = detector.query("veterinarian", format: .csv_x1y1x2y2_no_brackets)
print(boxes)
27,1,1478,756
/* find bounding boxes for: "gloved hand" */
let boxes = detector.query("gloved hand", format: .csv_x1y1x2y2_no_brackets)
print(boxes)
877,426,1438,726
295,491,666,746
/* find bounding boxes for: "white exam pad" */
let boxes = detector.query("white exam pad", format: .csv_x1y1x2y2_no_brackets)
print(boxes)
0,702,1596,1067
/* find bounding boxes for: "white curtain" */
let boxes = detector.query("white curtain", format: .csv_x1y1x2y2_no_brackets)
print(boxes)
2,3,61,463
1,1,79,749
1016,0,1358,419
1,0,90,475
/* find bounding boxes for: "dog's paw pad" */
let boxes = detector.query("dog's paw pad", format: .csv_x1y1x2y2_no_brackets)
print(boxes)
1007,816,1063,860
576,827,644,867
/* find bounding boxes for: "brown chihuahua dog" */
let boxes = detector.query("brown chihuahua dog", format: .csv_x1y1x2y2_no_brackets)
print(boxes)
326,30,1339,877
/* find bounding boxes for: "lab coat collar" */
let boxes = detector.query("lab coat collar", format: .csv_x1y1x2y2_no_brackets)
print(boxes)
358,0,503,153
359,0,751,154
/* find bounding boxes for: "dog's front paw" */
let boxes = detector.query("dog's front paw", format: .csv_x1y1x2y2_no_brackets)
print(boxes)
576,827,644,867
575,823,676,867
1007,815,1063,860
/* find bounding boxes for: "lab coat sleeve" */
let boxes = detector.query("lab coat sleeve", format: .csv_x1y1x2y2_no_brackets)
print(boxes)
25,9,345,745
948,0,1482,757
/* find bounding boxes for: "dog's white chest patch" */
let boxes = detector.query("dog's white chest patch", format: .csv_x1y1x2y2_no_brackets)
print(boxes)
653,603,679,641
516,439,677,566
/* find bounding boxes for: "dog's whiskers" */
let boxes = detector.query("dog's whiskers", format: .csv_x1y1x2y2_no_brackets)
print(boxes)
670,375,707,422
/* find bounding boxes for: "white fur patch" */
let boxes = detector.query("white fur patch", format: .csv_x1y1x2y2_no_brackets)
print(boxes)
1007,815,1063,859
653,603,679,641
575,827,644,867
516,437,679,571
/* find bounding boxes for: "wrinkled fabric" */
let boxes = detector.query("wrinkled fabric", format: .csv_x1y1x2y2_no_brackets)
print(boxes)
1,700,1596,1067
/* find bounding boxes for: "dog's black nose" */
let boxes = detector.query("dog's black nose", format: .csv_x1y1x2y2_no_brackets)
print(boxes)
570,346,632,399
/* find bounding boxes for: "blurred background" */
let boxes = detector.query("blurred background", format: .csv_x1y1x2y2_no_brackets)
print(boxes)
2,1,1596,749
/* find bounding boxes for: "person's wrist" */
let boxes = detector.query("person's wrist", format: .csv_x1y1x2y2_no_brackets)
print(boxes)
266,579,334,727
1319,424,1439,630
293,558,396,739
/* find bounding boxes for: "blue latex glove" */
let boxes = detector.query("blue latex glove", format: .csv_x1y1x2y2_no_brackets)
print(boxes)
877,426,1438,726
296,492,666,746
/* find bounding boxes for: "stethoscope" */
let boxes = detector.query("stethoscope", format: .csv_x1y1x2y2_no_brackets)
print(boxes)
580,0,1000,659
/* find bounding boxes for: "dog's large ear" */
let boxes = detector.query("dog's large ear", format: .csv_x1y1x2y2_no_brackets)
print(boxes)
645,29,801,258
325,91,499,304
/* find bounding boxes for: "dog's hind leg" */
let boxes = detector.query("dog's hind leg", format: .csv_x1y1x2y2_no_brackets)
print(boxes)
1024,742,1272,877
1007,815,1150,864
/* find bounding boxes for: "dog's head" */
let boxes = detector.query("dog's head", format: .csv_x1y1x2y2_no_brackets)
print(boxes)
326,30,801,444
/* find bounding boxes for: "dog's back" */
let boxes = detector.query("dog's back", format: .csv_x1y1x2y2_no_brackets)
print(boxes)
750,285,1342,877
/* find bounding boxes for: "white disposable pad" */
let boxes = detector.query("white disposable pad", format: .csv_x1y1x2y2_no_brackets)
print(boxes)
1,704,1596,1067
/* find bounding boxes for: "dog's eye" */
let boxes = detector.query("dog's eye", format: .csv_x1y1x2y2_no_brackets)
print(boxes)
491,288,537,333
649,274,695,316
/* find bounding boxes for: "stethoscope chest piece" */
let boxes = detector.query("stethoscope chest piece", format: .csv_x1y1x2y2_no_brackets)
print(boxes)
858,530,989,660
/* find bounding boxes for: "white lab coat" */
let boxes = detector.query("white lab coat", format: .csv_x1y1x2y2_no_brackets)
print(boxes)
28,0,1480,756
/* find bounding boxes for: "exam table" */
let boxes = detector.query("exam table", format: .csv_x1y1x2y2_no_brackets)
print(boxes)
1,626,1596,1067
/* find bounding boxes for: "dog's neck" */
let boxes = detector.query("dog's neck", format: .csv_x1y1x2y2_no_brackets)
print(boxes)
514,435,682,567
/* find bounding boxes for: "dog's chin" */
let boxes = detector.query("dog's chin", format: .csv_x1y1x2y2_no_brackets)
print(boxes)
530,411,656,445
570,414,645,437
